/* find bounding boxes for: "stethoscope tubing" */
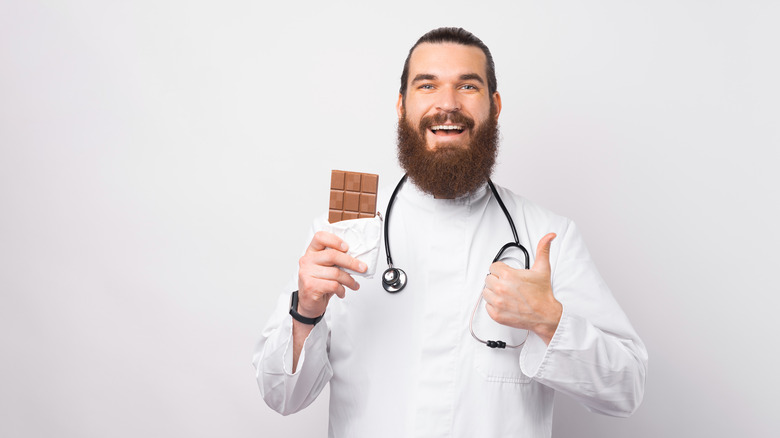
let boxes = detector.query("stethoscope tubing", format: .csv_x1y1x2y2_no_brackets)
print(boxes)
383,174,408,269
381,174,531,348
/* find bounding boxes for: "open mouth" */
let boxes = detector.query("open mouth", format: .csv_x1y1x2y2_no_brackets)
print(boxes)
430,124,465,136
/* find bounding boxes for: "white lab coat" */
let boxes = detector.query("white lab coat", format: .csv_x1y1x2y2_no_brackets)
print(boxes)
254,180,647,438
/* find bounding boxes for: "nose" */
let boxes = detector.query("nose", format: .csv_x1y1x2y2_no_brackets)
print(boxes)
435,87,461,113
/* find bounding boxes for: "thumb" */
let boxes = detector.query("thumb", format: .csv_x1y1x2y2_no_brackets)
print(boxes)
531,233,557,273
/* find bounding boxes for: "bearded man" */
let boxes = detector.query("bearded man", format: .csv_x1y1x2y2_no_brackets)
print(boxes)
254,27,647,438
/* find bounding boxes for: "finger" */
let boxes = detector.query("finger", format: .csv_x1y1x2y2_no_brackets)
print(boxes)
308,265,361,291
484,272,500,291
308,231,349,253
484,302,500,322
488,261,509,278
531,233,557,274
297,276,350,306
335,269,361,292
310,248,367,273
482,284,500,304
333,283,348,299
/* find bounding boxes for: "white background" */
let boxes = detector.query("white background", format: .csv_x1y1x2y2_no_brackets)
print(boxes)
2,1,778,437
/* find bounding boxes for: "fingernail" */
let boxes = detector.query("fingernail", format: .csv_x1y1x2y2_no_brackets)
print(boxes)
359,262,367,272
341,242,348,251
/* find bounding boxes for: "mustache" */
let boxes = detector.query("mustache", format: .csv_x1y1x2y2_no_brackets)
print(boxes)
418,112,476,131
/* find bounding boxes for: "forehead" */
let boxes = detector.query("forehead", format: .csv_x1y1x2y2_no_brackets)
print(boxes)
408,42,488,80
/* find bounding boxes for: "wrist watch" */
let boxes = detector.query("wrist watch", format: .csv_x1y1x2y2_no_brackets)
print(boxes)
289,291,324,325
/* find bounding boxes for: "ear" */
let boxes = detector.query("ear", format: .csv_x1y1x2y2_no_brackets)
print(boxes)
492,92,502,119
396,93,404,120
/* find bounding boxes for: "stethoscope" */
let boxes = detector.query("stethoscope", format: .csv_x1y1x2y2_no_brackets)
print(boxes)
381,174,531,348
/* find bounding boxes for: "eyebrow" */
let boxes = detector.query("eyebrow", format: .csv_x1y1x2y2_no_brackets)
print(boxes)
458,73,485,84
411,73,486,84
411,74,437,84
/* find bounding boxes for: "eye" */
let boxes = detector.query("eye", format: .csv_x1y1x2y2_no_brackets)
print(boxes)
461,84,478,90
419,84,435,90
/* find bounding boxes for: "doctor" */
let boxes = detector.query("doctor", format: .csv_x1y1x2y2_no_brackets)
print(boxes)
254,27,647,437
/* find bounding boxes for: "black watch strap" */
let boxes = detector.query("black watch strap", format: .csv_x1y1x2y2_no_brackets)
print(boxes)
289,291,324,325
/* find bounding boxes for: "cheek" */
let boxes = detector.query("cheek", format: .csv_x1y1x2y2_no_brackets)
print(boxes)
404,111,425,130
403,104,424,122
470,102,493,122
404,96,435,118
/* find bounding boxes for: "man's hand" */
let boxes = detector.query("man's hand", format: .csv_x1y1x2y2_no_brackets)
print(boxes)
297,231,367,318
483,233,562,345
291,231,366,373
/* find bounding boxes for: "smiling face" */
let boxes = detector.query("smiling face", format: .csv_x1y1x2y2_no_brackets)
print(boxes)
395,42,503,199
397,42,501,150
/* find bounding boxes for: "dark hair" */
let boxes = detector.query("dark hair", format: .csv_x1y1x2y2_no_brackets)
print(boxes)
399,27,497,99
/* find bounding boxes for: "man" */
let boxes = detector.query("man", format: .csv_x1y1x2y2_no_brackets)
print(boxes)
254,27,647,437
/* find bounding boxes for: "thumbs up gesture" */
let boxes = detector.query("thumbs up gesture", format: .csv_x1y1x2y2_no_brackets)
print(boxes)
483,233,563,345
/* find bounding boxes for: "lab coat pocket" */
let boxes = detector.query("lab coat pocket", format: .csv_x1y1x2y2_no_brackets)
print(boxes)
471,306,532,384
474,342,532,385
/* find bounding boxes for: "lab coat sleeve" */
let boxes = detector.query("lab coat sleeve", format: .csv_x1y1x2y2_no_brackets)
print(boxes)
518,220,648,417
252,218,334,416
252,290,332,416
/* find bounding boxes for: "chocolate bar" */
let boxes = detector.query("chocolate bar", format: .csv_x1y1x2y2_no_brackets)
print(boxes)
329,170,378,223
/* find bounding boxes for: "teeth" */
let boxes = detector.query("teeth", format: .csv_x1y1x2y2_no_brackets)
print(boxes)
431,125,463,131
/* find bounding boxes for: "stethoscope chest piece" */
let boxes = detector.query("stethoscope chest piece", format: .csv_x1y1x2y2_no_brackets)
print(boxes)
382,267,407,293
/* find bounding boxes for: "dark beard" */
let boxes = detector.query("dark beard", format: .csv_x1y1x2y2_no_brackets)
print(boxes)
396,106,499,199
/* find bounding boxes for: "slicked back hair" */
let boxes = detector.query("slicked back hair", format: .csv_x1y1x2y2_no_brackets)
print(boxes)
399,27,497,100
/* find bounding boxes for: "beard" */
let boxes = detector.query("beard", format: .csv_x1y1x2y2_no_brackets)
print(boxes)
396,105,499,199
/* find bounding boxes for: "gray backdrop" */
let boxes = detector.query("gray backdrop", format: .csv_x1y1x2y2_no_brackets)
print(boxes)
2,0,778,437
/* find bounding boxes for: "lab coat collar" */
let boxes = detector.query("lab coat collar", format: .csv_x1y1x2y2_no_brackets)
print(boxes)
405,178,491,207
